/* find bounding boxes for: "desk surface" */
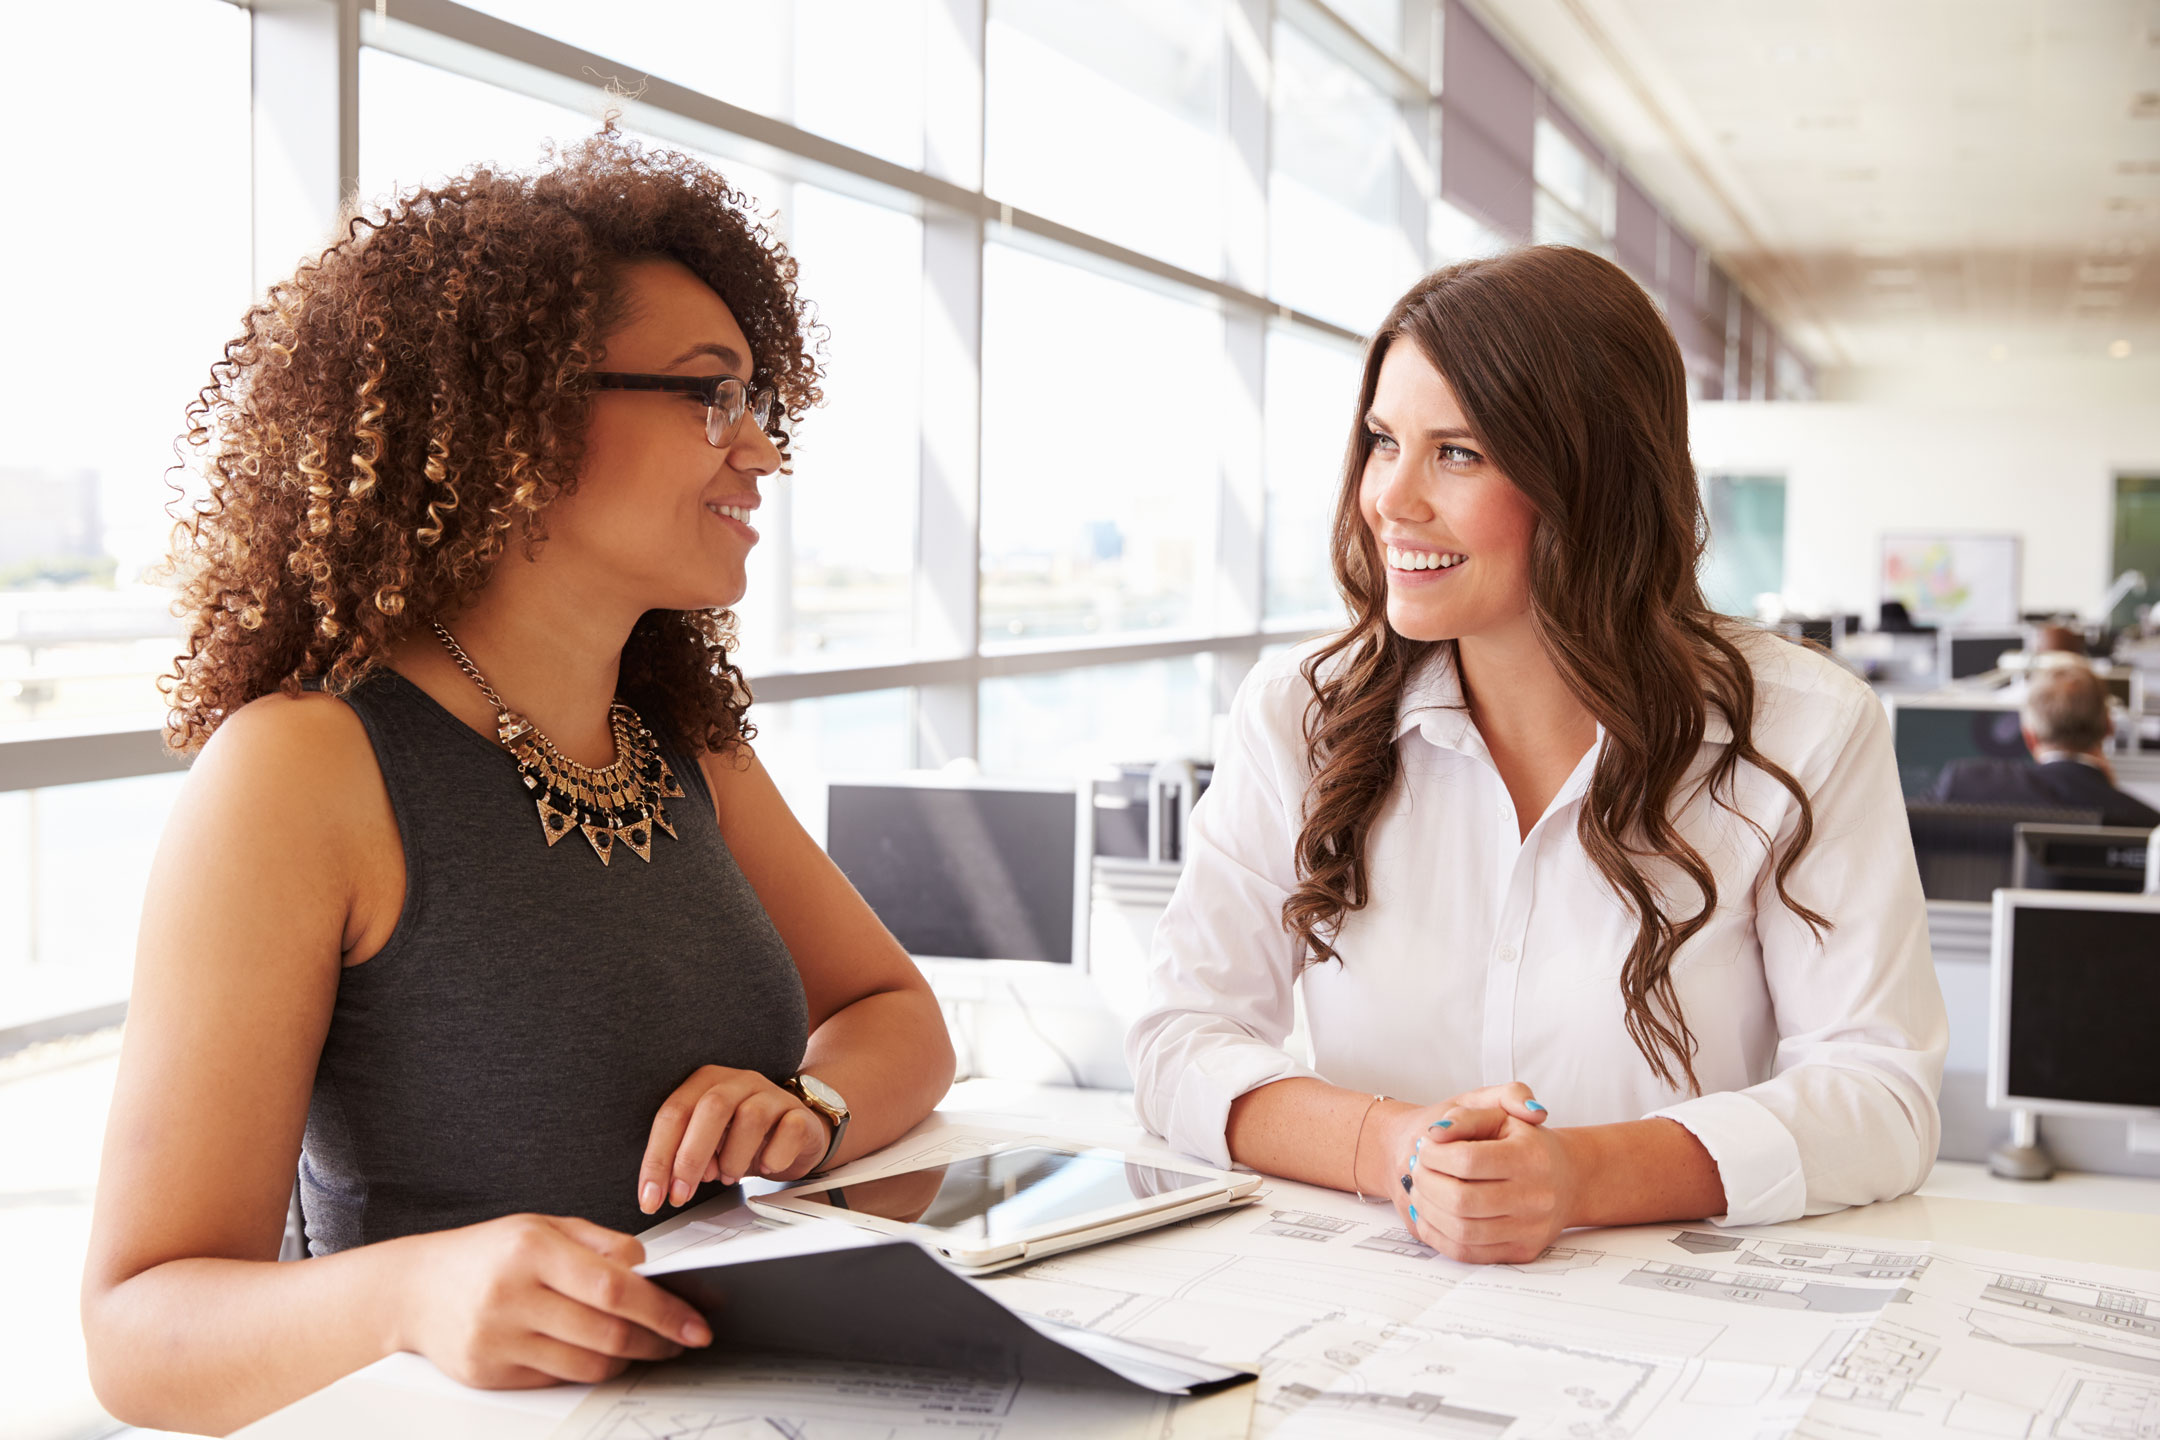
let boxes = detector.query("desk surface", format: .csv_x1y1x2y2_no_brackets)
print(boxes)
234,1080,2160,1440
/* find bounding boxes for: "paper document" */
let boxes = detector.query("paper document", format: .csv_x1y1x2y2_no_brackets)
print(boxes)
638,1218,882,1277
550,1353,1256,1440
638,1208,1253,1397
960,1167,2160,1439
615,1115,2160,1437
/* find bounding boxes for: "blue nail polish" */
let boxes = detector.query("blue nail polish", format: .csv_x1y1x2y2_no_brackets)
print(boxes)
1525,1100,1546,1113
1409,1205,1419,1221
1400,1173,1412,1194
1430,1119,1453,1129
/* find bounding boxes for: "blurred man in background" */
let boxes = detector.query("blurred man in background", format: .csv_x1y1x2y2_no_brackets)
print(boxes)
1930,662,2159,827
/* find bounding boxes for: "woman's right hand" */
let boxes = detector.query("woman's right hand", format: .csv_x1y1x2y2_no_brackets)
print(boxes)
1367,1082,1549,1198
398,1213,713,1387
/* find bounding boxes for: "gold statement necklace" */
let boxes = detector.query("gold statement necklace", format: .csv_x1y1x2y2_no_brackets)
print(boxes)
433,621,685,866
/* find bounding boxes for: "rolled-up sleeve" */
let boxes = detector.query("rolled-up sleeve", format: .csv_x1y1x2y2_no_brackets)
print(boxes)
1652,687,1947,1226
1126,667,1320,1166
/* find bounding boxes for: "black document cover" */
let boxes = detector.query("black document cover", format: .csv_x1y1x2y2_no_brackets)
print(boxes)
652,1238,1252,1396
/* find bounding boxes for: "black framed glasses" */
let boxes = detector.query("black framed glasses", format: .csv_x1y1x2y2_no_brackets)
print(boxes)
590,371,778,447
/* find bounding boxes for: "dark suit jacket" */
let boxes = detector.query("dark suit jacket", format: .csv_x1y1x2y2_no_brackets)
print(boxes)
1929,756,2160,829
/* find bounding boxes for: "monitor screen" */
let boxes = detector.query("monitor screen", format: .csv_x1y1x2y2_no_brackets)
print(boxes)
2005,904,2160,1109
2099,671,2134,708
2013,826,2153,894
1947,634,2019,680
1893,706,2031,797
827,783,1078,964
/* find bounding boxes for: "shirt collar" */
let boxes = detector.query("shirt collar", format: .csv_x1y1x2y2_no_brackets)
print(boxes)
1393,646,1737,750
1393,647,1476,751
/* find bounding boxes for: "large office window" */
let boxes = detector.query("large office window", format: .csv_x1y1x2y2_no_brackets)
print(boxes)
0,0,1752,1037
1332,0,1408,57
985,0,1224,278
1,10,1792,1438
1264,325,1363,622
358,48,610,209
737,188,924,671
1532,115,1610,250
979,244,1222,643
456,0,929,169
0,0,250,737
979,656,1212,778
1269,20,1422,333
0,773,182,1031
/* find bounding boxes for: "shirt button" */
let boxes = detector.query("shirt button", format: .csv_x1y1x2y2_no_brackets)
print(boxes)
1496,945,1517,964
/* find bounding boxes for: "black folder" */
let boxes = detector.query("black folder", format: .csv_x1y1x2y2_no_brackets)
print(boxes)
652,1237,1253,1396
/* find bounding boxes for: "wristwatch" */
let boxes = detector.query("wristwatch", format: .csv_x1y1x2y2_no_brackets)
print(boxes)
785,1072,850,1174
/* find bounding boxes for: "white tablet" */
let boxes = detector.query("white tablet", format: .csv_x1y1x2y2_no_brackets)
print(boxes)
748,1142,1262,1275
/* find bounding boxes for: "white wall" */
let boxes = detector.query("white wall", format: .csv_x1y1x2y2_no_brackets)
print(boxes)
1689,391,2160,620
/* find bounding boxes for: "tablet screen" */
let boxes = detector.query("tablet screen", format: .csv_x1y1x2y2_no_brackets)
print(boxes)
789,1145,1216,1244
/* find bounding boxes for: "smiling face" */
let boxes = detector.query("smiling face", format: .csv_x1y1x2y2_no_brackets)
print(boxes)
1356,340,1540,645
542,256,783,614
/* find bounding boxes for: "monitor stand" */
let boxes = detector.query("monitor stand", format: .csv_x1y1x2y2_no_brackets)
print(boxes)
1987,1107,2056,1181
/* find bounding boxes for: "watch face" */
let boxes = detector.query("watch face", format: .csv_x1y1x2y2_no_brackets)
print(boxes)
798,1073,845,1115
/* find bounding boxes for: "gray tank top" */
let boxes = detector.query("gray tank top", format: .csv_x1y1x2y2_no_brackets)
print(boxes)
301,671,808,1254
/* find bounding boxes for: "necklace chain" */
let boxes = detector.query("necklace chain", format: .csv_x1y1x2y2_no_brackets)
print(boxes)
433,620,512,717
430,620,683,866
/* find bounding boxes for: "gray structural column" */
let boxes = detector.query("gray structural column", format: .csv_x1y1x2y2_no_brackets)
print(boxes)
1211,0,1273,718
913,0,988,767
250,0,359,299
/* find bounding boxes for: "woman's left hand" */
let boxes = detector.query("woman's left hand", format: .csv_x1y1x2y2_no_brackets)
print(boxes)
636,1066,830,1214
1394,1100,1582,1263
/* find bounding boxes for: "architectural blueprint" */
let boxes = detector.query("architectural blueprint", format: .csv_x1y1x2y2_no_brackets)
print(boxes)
550,1352,1256,1440
558,1121,2160,1440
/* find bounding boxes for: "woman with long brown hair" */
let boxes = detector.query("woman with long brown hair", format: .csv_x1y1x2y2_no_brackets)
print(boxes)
81,132,953,1432
1128,246,1945,1262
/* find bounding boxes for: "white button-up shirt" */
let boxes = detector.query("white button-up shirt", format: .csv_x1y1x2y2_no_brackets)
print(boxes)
1127,630,1948,1227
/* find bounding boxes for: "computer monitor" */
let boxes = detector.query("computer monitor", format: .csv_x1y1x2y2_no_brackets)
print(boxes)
1888,699,2031,798
826,777,1092,968
1988,889,2160,1119
1906,802,2102,903
1940,630,2023,681
2010,823,2154,893
2095,668,2144,714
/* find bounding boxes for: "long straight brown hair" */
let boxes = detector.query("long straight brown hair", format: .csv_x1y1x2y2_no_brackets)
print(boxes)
1283,245,1826,1092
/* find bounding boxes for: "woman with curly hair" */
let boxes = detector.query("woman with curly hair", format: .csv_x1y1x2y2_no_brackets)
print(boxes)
1129,246,1946,1263
81,131,954,1431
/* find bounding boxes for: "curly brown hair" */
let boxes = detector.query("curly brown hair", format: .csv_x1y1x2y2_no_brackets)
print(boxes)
1284,247,1827,1093
161,127,822,756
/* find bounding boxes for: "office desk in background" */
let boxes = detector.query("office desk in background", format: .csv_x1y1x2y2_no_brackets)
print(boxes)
235,1079,2160,1440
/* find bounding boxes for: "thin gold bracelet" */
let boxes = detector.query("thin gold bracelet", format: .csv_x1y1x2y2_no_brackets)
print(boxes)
1350,1092,1386,1202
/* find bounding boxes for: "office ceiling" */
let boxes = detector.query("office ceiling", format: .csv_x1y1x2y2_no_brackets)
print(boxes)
1475,0,2160,372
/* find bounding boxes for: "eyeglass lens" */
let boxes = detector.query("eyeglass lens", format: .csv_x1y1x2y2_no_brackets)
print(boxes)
704,381,777,447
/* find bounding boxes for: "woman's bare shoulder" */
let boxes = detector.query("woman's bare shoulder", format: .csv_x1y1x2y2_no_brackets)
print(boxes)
179,687,390,845
193,687,374,777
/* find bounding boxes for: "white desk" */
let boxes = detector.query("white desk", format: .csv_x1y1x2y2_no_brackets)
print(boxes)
235,1080,2160,1439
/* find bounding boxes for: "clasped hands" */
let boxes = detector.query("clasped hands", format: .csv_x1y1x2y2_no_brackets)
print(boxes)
1372,1082,1577,1264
